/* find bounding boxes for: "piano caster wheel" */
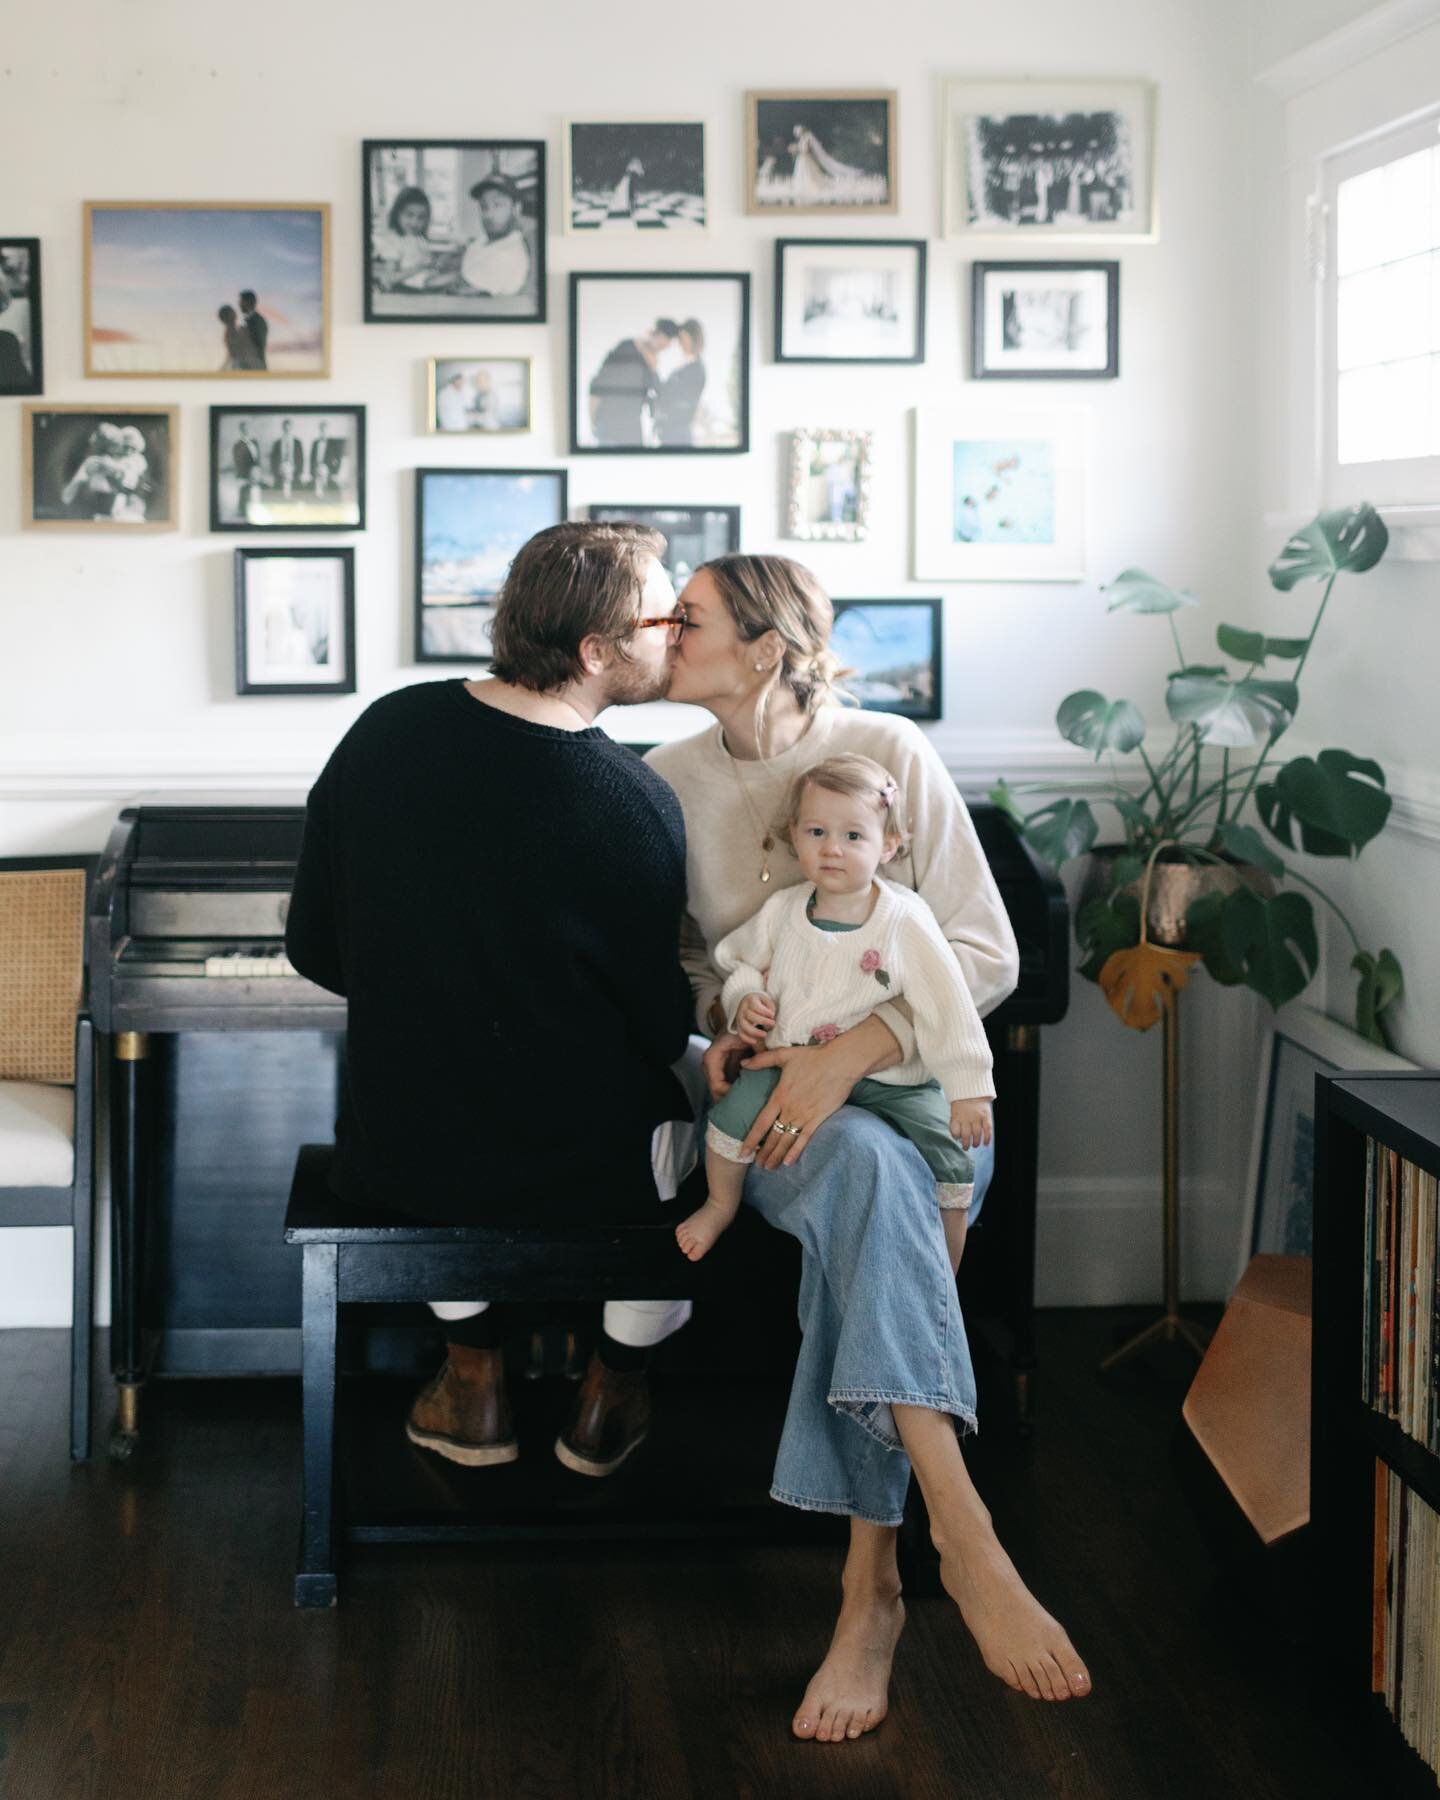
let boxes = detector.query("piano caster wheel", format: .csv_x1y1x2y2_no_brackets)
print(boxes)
108,1383,141,1459
109,1426,139,1461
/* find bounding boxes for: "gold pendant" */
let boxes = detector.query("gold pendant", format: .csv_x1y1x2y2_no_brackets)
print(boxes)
761,866,771,883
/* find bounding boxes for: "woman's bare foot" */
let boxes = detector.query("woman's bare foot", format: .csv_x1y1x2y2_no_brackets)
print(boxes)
792,1587,905,1743
937,1536,1091,1702
674,1199,735,1262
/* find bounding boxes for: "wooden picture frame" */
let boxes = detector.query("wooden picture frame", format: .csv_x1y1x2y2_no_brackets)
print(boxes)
746,90,898,216
234,547,356,695
426,357,534,435
22,403,179,532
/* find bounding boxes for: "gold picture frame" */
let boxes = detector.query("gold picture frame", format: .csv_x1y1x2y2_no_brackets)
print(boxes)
745,90,898,217
23,403,180,532
83,201,331,379
426,356,535,435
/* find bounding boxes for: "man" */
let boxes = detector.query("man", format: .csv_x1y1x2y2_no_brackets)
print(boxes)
459,175,532,298
434,370,471,432
588,318,677,448
285,522,699,1476
239,289,268,369
231,419,262,517
309,419,347,498
270,417,304,496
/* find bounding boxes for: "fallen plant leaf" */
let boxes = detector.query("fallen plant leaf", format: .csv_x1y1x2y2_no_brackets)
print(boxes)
1098,941,1201,1031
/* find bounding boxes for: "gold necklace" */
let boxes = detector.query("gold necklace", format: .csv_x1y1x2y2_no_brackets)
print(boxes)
724,713,811,883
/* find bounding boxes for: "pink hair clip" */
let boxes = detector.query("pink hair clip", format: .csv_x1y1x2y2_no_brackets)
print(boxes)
880,779,898,808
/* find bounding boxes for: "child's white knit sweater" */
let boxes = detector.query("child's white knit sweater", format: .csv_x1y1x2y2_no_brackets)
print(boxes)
715,877,995,1102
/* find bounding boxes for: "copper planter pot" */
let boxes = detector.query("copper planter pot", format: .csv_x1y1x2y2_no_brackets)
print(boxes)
1083,848,1276,949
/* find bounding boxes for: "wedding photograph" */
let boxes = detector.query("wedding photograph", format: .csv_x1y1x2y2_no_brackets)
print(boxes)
830,597,942,721
210,405,365,531
234,547,356,696
785,427,872,541
747,91,897,214
84,203,329,376
774,238,925,363
0,238,42,394
570,272,750,454
564,120,707,232
427,358,532,434
971,261,1120,378
587,504,739,583
364,140,545,323
23,403,178,531
415,467,568,661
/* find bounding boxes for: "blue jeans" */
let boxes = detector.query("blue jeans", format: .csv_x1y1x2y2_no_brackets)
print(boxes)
743,1108,994,1527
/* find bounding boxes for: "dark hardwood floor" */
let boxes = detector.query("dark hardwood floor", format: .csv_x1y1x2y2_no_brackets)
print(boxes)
0,1312,1379,1800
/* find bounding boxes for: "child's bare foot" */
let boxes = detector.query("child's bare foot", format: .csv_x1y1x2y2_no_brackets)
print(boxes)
674,1199,735,1262
792,1585,905,1743
937,1536,1091,1702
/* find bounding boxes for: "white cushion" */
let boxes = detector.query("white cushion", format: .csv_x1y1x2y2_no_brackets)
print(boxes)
0,1079,75,1189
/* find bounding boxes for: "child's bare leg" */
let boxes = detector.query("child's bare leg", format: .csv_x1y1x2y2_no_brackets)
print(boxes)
941,1206,969,1277
675,1148,746,1262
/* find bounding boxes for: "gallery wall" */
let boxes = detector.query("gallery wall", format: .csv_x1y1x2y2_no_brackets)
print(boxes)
0,0,1266,1324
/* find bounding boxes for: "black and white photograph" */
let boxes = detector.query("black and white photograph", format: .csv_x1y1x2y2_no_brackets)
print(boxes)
570,272,750,454
84,203,329,377
23,404,178,532
427,357,532,434
786,427,872,541
942,80,1157,241
564,121,707,233
364,140,546,323
775,238,925,364
209,405,366,531
830,598,942,722
416,467,568,662
972,261,1119,379
587,504,740,584
234,547,356,695
0,239,42,395
747,91,897,215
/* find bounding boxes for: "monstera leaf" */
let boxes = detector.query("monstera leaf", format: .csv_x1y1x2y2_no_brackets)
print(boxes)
1103,568,1199,615
1216,624,1310,665
1056,690,1147,760
988,777,1027,832
1218,888,1319,1009
1166,674,1299,747
1019,797,1099,866
1353,948,1404,1048
1256,751,1390,857
1183,890,1248,986
1212,821,1286,878
1268,504,1389,590
1076,888,1141,982
1098,941,1200,1030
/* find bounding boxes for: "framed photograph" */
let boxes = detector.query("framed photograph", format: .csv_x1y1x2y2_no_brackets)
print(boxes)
570,272,750,455
0,239,42,395
209,405,365,532
831,599,942,721
427,357,533,435
235,548,355,696
747,91,897,215
363,140,545,324
415,467,568,663
971,261,1119,379
587,504,739,585
83,202,329,377
1241,1003,1415,1276
774,238,925,365
564,120,707,233
942,79,1157,241
23,404,178,532
786,427,872,541
912,402,1086,581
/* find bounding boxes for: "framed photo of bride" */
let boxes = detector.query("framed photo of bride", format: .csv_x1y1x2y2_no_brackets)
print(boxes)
746,91,898,216
563,120,708,233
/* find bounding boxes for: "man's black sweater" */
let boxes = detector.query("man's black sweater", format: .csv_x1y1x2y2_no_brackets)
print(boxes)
285,681,694,1224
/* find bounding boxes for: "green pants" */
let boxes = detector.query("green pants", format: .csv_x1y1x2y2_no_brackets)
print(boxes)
706,1068,975,1209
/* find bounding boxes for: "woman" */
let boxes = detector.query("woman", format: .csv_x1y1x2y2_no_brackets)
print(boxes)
653,318,705,447
645,555,1090,1741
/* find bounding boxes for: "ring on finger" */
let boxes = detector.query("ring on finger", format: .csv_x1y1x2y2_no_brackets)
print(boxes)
771,1119,790,1135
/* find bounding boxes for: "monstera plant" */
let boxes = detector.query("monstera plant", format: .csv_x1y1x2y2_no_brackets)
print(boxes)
992,503,1404,1046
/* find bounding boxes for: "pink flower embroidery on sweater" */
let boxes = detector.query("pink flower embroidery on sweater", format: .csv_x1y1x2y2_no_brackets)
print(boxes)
808,1023,840,1045
860,949,881,973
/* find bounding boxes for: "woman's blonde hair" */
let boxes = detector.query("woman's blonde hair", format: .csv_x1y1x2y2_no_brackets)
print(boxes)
697,554,853,722
774,754,909,856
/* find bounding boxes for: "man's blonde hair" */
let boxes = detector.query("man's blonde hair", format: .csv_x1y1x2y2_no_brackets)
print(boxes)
774,754,909,854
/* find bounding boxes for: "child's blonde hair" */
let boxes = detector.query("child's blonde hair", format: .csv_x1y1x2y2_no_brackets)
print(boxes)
774,753,909,854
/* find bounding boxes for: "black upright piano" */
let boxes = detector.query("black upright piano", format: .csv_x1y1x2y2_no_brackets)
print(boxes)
89,793,1066,1455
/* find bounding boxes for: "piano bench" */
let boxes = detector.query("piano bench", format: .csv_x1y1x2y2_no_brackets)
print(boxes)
283,1143,799,1608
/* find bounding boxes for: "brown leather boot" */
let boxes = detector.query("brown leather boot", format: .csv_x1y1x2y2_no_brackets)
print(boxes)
405,1344,518,1467
554,1351,650,1477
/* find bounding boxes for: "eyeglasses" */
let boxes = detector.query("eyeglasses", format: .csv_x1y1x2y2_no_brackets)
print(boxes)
621,607,689,646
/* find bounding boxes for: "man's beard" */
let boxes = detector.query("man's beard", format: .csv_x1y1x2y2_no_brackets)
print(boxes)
602,653,672,707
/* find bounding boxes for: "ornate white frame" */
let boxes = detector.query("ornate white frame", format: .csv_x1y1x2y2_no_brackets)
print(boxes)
785,427,873,542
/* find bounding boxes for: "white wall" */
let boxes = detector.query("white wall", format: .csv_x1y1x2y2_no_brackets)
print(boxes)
2,0,1268,1323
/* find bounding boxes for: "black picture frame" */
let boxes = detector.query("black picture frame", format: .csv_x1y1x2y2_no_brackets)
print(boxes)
414,466,569,665
970,260,1120,380
830,597,942,722
587,503,740,583
362,139,547,325
209,404,367,533
0,238,42,396
773,238,926,365
234,546,356,696
569,271,751,455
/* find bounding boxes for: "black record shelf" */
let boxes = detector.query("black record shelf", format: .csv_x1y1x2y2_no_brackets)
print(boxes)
1314,1072,1440,1799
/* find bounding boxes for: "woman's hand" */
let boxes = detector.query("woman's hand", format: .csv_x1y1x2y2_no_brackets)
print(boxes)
735,1042,856,1170
701,1030,750,1102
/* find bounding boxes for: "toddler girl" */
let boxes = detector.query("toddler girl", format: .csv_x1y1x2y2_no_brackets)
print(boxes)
676,753,994,1261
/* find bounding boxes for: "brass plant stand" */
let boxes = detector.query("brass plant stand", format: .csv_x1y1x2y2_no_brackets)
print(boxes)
1100,988,1214,1370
